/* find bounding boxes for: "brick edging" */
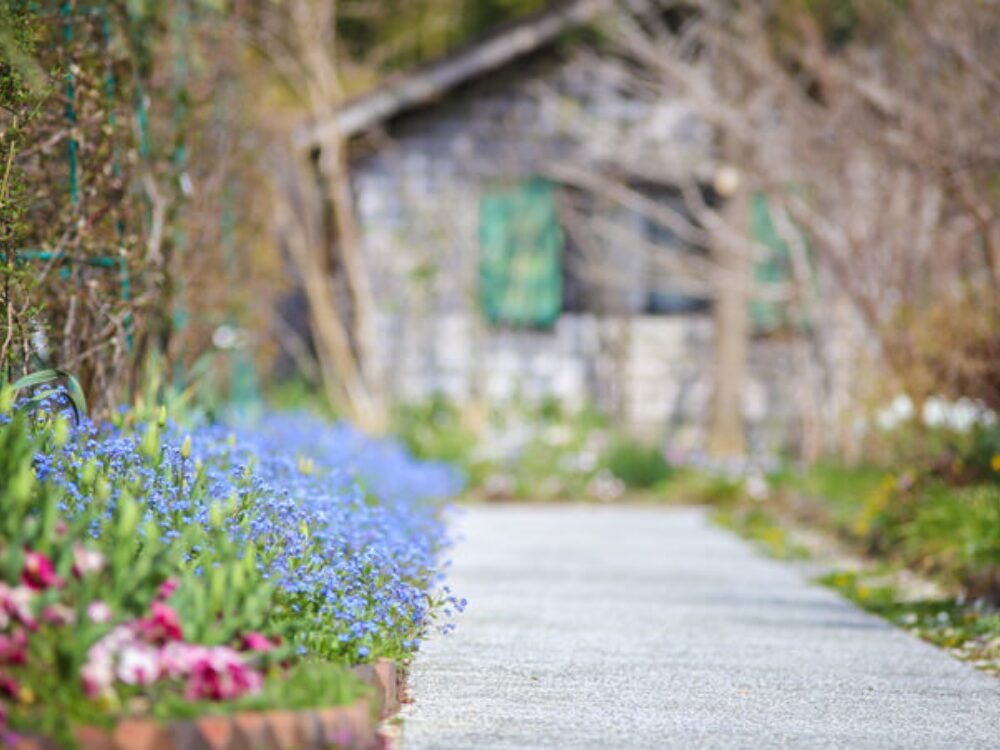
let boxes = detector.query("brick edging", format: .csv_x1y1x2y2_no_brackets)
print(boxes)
351,657,402,720
14,659,408,750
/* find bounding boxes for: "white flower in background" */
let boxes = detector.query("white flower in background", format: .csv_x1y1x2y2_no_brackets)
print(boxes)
923,397,996,432
587,470,625,502
876,394,915,431
877,394,997,433
576,449,598,472
746,473,769,501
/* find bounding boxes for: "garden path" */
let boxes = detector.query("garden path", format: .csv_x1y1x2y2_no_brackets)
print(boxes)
400,505,1000,749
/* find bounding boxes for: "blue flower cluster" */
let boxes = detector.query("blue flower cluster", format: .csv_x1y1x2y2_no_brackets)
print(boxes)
36,407,466,662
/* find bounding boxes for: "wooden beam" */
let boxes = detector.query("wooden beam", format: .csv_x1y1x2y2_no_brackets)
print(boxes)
293,0,615,149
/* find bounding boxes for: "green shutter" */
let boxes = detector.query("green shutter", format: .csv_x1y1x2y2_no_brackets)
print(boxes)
479,178,564,328
749,191,793,332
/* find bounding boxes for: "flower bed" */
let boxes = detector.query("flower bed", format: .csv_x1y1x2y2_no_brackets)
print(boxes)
0,390,464,746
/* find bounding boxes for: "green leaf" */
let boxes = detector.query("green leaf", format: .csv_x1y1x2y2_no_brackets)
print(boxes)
12,368,88,421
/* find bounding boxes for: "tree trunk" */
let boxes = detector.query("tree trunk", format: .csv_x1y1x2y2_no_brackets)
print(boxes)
708,188,749,457
318,135,388,433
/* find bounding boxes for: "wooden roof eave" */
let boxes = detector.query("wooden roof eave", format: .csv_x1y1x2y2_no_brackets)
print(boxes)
293,0,616,150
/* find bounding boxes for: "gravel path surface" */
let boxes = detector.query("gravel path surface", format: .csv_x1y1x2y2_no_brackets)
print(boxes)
400,505,1000,749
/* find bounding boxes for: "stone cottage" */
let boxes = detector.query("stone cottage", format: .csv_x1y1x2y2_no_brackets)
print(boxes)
295,0,796,449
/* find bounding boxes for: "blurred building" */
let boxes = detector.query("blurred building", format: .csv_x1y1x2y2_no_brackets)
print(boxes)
296,0,798,450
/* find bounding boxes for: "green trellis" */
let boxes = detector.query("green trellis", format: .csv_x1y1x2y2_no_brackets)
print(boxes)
11,1,255,406
14,1,206,358
16,2,134,341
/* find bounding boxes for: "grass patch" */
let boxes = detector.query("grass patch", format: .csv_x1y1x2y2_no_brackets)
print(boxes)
712,507,810,560
820,569,1000,676
771,463,887,523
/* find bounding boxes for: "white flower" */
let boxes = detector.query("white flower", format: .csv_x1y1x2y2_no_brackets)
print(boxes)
81,656,115,698
87,601,113,624
116,643,160,686
73,545,105,576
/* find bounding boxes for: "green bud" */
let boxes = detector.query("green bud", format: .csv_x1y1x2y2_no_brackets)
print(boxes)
180,435,192,460
0,387,13,414
9,464,34,506
81,459,98,487
244,543,258,576
231,561,246,593
53,417,71,448
141,422,160,460
96,478,111,504
208,503,225,530
116,492,141,538
157,405,167,427
208,566,225,610
143,519,161,548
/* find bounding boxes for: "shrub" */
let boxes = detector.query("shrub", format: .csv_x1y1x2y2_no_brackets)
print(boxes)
897,485,1000,599
601,437,673,490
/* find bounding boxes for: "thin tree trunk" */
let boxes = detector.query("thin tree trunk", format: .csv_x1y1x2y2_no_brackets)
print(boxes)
319,134,388,432
708,187,749,457
277,148,383,430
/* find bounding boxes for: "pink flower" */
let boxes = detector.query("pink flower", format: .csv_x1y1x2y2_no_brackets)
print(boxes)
21,551,61,591
240,632,275,653
72,546,104,578
0,632,27,666
137,602,183,644
0,584,37,631
86,601,113,625
183,646,263,702
116,643,159,686
156,579,179,602
42,603,75,627
158,642,203,680
0,672,19,699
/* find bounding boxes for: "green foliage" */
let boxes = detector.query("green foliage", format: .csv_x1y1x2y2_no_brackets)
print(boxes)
338,0,551,72
894,485,1000,596
773,0,908,50
821,569,999,675
393,396,477,467
266,377,339,421
0,395,343,740
600,437,672,490
767,456,1000,601
11,368,88,421
776,462,887,523
713,507,809,560
642,468,745,508
150,661,367,721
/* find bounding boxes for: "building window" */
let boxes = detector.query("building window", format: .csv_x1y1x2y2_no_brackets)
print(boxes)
478,178,564,328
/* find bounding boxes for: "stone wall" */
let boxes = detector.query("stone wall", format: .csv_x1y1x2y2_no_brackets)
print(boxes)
352,50,796,449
